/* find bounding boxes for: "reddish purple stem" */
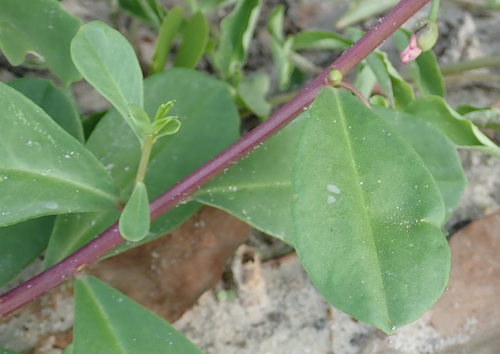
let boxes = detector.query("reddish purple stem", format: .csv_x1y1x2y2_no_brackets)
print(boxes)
0,0,430,318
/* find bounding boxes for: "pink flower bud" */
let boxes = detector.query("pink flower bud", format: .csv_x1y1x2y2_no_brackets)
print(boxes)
400,34,422,65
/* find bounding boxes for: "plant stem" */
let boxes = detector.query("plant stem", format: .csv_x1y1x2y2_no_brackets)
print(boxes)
135,135,154,185
0,0,432,319
439,55,500,76
428,0,440,22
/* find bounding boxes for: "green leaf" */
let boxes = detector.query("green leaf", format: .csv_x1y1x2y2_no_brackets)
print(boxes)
83,111,107,141
405,96,500,157
118,0,162,29
374,106,467,221
292,30,352,51
0,348,19,354
195,113,308,245
292,88,450,333
62,343,73,354
269,36,294,90
237,73,271,118
174,11,208,69
74,276,203,354
150,6,184,75
267,5,285,43
70,21,145,144
8,78,84,143
354,63,377,99
0,216,54,288
43,69,240,267
0,0,82,85
456,105,500,130
0,82,120,227
119,181,150,242
266,5,294,89
128,103,154,135
214,0,262,79
336,0,399,29
152,117,181,140
392,29,445,98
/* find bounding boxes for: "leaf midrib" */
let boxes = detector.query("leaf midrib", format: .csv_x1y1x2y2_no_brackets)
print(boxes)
0,167,119,203
334,89,390,319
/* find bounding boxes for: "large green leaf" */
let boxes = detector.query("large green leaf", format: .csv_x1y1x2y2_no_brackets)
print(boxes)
0,83,120,227
0,216,54,288
292,88,450,333
195,113,308,245
70,21,144,144
214,0,262,79
405,96,500,157
43,69,240,268
374,106,466,221
8,78,84,143
392,29,445,98
74,276,203,354
0,0,81,85
194,104,463,245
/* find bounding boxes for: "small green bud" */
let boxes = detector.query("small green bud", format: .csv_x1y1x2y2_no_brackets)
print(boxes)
154,100,175,122
327,69,343,87
369,95,389,107
414,19,438,52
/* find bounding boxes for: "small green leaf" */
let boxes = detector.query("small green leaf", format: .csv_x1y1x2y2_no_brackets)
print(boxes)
374,106,467,221
267,5,285,43
152,117,181,140
70,21,144,144
150,6,184,75
405,96,500,157
8,78,84,143
0,348,19,354
118,0,162,29
392,29,445,98
456,105,500,130
0,217,54,288
237,73,271,118
128,103,154,136
354,63,377,99
336,0,399,28
43,69,240,267
154,101,175,121
74,276,203,354
292,88,450,333
0,82,120,227
0,0,82,85
292,30,352,51
62,343,73,354
269,36,294,90
119,181,150,242
214,0,262,79
174,11,208,69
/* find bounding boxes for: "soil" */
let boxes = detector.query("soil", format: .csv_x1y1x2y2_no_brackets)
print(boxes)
1,0,500,353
